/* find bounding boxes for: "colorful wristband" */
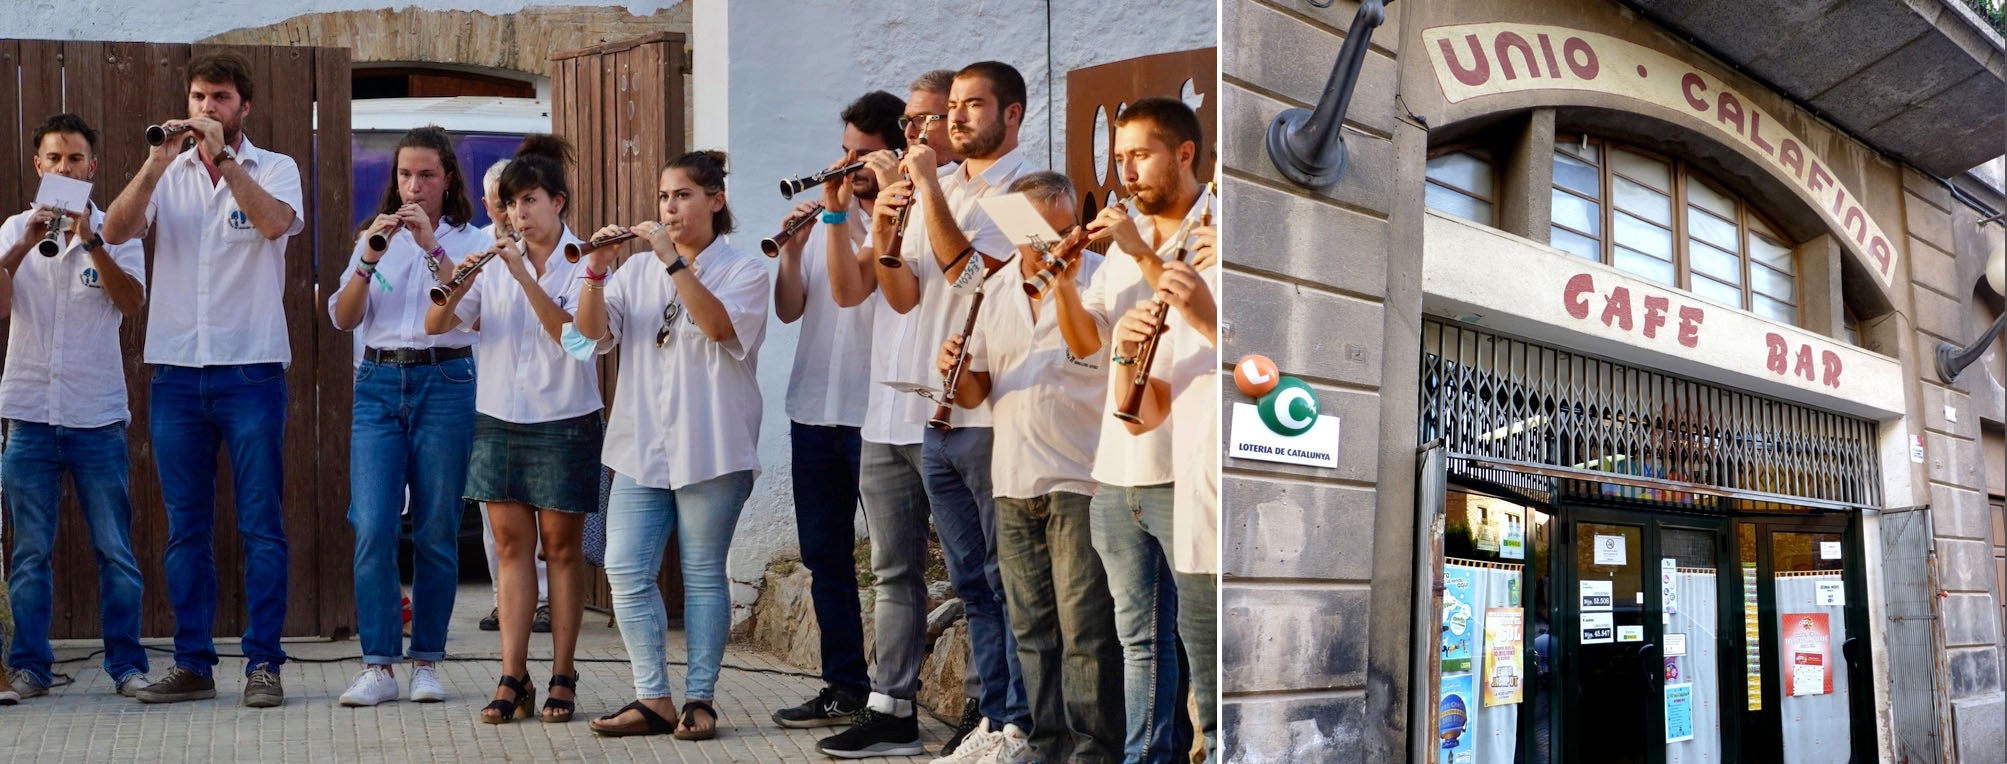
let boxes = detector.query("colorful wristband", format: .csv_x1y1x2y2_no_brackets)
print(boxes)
820,209,849,225
583,267,609,282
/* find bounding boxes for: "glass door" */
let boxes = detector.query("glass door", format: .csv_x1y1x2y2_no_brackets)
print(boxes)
1737,517,1872,764
1561,508,1731,764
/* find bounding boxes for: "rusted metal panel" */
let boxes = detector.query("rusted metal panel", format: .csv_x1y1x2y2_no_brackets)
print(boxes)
1064,47,1218,228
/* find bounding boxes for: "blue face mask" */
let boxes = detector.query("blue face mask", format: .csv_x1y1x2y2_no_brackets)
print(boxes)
558,322,599,362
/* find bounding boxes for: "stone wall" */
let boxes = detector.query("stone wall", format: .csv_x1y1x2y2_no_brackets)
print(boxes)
1219,1,1416,760
1899,166,2007,761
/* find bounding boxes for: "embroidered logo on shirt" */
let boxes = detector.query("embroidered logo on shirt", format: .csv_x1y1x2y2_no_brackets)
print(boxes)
227,209,252,230
80,267,102,289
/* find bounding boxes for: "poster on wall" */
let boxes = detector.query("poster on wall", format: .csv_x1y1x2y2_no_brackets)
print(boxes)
1782,613,1833,696
1439,673,1476,764
1442,567,1477,672
1593,534,1627,565
1482,608,1524,706
1665,683,1696,743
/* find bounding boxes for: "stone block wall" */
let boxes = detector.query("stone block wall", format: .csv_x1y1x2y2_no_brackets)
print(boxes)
1219,1,1418,760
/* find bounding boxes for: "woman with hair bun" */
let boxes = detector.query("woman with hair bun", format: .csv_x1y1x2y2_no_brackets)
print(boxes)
572,150,769,741
424,133,601,725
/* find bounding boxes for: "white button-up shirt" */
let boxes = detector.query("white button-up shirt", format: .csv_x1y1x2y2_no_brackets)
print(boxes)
1082,196,1215,488
861,151,1030,443
1164,266,1220,574
0,206,147,428
966,252,1107,500
327,220,486,353
597,237,769,490
452,227,601,423
785,221,876,428
140,136,304,367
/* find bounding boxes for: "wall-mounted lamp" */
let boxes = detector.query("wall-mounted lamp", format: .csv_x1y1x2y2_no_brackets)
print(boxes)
1264,0,1391,188
1934,240,2006,384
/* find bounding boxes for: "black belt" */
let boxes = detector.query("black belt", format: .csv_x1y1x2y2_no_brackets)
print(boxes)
363,346,473,366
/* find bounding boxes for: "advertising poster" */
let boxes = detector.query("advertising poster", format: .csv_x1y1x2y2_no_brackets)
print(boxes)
1482,608,1524,706
1439,673,1476,764
1664,683,1695,743
1442,567,1477,672
1501,510,1525,560
1781,613,1832,696
1744,564,1763,710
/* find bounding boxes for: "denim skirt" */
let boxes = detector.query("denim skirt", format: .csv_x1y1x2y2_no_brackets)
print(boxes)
466,412,605,514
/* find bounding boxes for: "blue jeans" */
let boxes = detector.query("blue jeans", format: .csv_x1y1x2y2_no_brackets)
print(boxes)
1090,483,1185,762
348,357,475,664
605,470,753,700
997,491,1124,763
921,425,1030,730
3,420,147,684
149,363,289,676
1142,491,1218,759
789,421,868,694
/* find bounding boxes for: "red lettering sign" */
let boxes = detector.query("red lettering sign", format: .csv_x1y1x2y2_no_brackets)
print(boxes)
1763,332,1843,388
1562,272,1706,348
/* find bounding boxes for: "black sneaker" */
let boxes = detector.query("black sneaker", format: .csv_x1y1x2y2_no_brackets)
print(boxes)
938,698,983,755
531,605,552,633
133,667,217,704
479,607,500,631
815,707,922,758
772,685,864,728
242,668,284,708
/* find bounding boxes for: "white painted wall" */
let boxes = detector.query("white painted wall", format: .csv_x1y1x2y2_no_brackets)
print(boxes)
2,0,1217,624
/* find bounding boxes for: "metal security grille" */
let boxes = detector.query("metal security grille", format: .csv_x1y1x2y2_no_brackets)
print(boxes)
1420,319,1882,512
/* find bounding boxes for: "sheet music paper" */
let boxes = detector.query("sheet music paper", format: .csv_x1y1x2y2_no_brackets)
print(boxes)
34,173,92,214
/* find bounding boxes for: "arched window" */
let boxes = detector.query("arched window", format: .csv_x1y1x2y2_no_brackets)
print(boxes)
1551,135,1799,324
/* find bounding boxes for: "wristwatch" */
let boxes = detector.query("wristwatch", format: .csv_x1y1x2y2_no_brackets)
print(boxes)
665,256,690,277
213,146,237,166
81,233,105,252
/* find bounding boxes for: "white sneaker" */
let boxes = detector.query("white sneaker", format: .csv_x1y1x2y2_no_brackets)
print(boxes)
116,674,152,698
408,663,446,703
338,666,398,707
930,719,1000,763
981,723,1030,764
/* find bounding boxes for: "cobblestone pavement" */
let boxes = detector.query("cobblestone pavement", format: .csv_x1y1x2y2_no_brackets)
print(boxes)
0,584,950,763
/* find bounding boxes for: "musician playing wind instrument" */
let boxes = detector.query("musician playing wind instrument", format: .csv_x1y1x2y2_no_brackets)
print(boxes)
0,113,149,705
424,134,600,726
934,171,1121,764
101,52,305,709
1059,95,1219,761
766,91,904,732
326,125,487,709
572,150,769,742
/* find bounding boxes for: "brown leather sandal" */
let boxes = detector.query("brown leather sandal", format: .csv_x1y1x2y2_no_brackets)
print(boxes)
590,700,677,737
673,700,719,741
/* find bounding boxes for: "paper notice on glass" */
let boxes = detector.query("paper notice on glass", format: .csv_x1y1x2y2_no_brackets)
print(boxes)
1665,632,1688,657
1820,541,1842,560
1593,534,1627,566
1580,612,1614,644
1664,683,1695,742
1816,580,1845,606
1790,662,1825,696
34,173,92,214
1617,625,1643,642
1661,558,1679,616
1580,580,1613,611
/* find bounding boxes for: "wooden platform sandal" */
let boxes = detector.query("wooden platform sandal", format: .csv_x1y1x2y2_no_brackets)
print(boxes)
478,673,533,724
541,672,578,723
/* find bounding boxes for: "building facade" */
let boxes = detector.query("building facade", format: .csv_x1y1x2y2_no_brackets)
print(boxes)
1221,0,2006,761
